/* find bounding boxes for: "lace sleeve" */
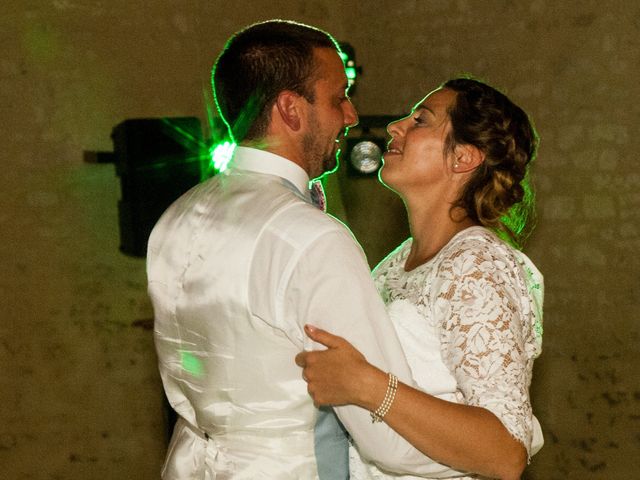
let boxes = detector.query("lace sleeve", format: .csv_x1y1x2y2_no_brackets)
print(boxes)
432,240,535,452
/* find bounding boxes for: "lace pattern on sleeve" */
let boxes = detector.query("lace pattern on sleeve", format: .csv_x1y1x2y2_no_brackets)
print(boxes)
431,231,540,451
353,229,543,478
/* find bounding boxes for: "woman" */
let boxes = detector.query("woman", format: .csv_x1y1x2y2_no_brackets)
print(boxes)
296,77,543,480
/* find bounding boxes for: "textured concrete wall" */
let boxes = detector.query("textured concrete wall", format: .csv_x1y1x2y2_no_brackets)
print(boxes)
1,1,638,478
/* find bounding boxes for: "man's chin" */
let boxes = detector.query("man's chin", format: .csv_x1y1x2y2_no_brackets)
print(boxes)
324,159,339,175
321,149,340,176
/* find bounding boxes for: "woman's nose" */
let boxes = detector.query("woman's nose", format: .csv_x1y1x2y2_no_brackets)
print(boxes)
386,116,405,137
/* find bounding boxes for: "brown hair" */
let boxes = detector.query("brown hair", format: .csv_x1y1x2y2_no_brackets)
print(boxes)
443,77,539,248
212,20,338,142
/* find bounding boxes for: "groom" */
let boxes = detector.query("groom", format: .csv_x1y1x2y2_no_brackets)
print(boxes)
147,20,452,479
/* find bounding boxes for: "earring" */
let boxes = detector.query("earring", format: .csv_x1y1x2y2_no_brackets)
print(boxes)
453,163,459,169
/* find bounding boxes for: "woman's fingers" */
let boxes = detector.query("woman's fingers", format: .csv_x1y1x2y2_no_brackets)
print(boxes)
304,324,346,348
294,351,307,368
295,326,366,406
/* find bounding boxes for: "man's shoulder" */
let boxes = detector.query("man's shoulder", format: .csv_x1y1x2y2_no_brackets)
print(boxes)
269,202,359,250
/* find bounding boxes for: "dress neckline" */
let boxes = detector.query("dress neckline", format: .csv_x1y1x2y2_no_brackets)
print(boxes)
400,226,490,273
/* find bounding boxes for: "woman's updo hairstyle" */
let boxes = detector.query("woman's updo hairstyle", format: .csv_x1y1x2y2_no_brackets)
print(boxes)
443,77,539,248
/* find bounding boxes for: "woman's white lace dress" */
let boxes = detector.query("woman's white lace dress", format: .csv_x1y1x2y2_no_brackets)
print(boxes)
349,227,544,480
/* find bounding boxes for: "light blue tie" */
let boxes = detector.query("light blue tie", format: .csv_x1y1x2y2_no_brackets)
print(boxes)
315,406,350,479
309,180,348,477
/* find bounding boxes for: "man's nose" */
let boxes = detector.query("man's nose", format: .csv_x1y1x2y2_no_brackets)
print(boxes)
344,100,359,128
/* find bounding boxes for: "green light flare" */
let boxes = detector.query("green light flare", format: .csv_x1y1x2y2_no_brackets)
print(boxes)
210,141,236,173
160,118,204,153
180,351,204,377
338,50,356,86
156,117,212,182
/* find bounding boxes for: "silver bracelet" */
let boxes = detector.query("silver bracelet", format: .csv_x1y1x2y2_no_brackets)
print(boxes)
370,373,398,423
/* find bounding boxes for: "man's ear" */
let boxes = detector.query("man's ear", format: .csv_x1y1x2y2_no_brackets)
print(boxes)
274,90,304,132
452,144,485,173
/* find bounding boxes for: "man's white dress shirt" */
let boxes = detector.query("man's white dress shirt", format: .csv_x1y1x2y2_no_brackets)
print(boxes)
147,147,461,479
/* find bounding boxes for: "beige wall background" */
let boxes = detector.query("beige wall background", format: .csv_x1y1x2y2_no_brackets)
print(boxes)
1,1,638,478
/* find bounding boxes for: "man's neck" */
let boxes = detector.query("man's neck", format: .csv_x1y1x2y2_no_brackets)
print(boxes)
241,137,310,177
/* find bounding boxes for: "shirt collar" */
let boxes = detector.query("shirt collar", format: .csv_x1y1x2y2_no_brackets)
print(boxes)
230,146,310,196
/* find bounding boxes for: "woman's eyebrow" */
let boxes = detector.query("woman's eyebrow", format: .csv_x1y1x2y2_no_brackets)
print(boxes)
411,104,435,116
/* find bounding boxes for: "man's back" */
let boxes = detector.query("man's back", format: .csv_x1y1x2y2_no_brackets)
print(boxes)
148,161,347,478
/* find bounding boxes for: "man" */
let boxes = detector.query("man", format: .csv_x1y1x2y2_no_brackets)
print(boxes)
147,20,458,479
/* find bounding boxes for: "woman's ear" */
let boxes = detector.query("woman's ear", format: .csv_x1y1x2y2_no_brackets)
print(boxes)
452,144,485,173
274,90,303,131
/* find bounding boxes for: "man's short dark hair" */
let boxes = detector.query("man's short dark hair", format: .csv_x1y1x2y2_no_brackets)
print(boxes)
212,20,338,142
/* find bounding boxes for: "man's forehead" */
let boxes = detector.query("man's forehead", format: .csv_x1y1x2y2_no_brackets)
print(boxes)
313,47,346,77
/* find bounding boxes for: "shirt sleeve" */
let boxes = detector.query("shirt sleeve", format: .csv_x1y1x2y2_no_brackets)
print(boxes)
284,227,466,477
432,242,536,453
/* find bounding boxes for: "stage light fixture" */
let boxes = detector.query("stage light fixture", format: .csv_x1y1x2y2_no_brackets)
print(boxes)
200,116,237,178
338,42,360,91
344,115,396,176
347,136,384,175
210,140,235,173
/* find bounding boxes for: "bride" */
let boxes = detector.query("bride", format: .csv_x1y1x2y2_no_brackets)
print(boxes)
297,77,544,480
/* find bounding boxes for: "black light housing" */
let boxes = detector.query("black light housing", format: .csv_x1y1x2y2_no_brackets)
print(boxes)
112,117,204,257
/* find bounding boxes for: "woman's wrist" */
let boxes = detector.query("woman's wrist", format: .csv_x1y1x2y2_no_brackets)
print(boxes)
370,373,398,422
354,364,392,412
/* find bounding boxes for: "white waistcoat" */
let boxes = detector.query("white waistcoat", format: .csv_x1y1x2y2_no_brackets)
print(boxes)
148,171,320,479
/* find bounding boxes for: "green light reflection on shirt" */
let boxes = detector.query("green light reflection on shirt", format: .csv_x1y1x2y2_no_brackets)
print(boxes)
180,351,204,377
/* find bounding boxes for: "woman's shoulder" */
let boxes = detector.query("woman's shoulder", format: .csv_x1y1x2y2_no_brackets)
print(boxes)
438,226,521,268
429,227,540,300
443,227,542,282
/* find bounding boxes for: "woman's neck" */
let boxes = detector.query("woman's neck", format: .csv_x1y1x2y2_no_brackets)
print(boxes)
404,198,477,271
